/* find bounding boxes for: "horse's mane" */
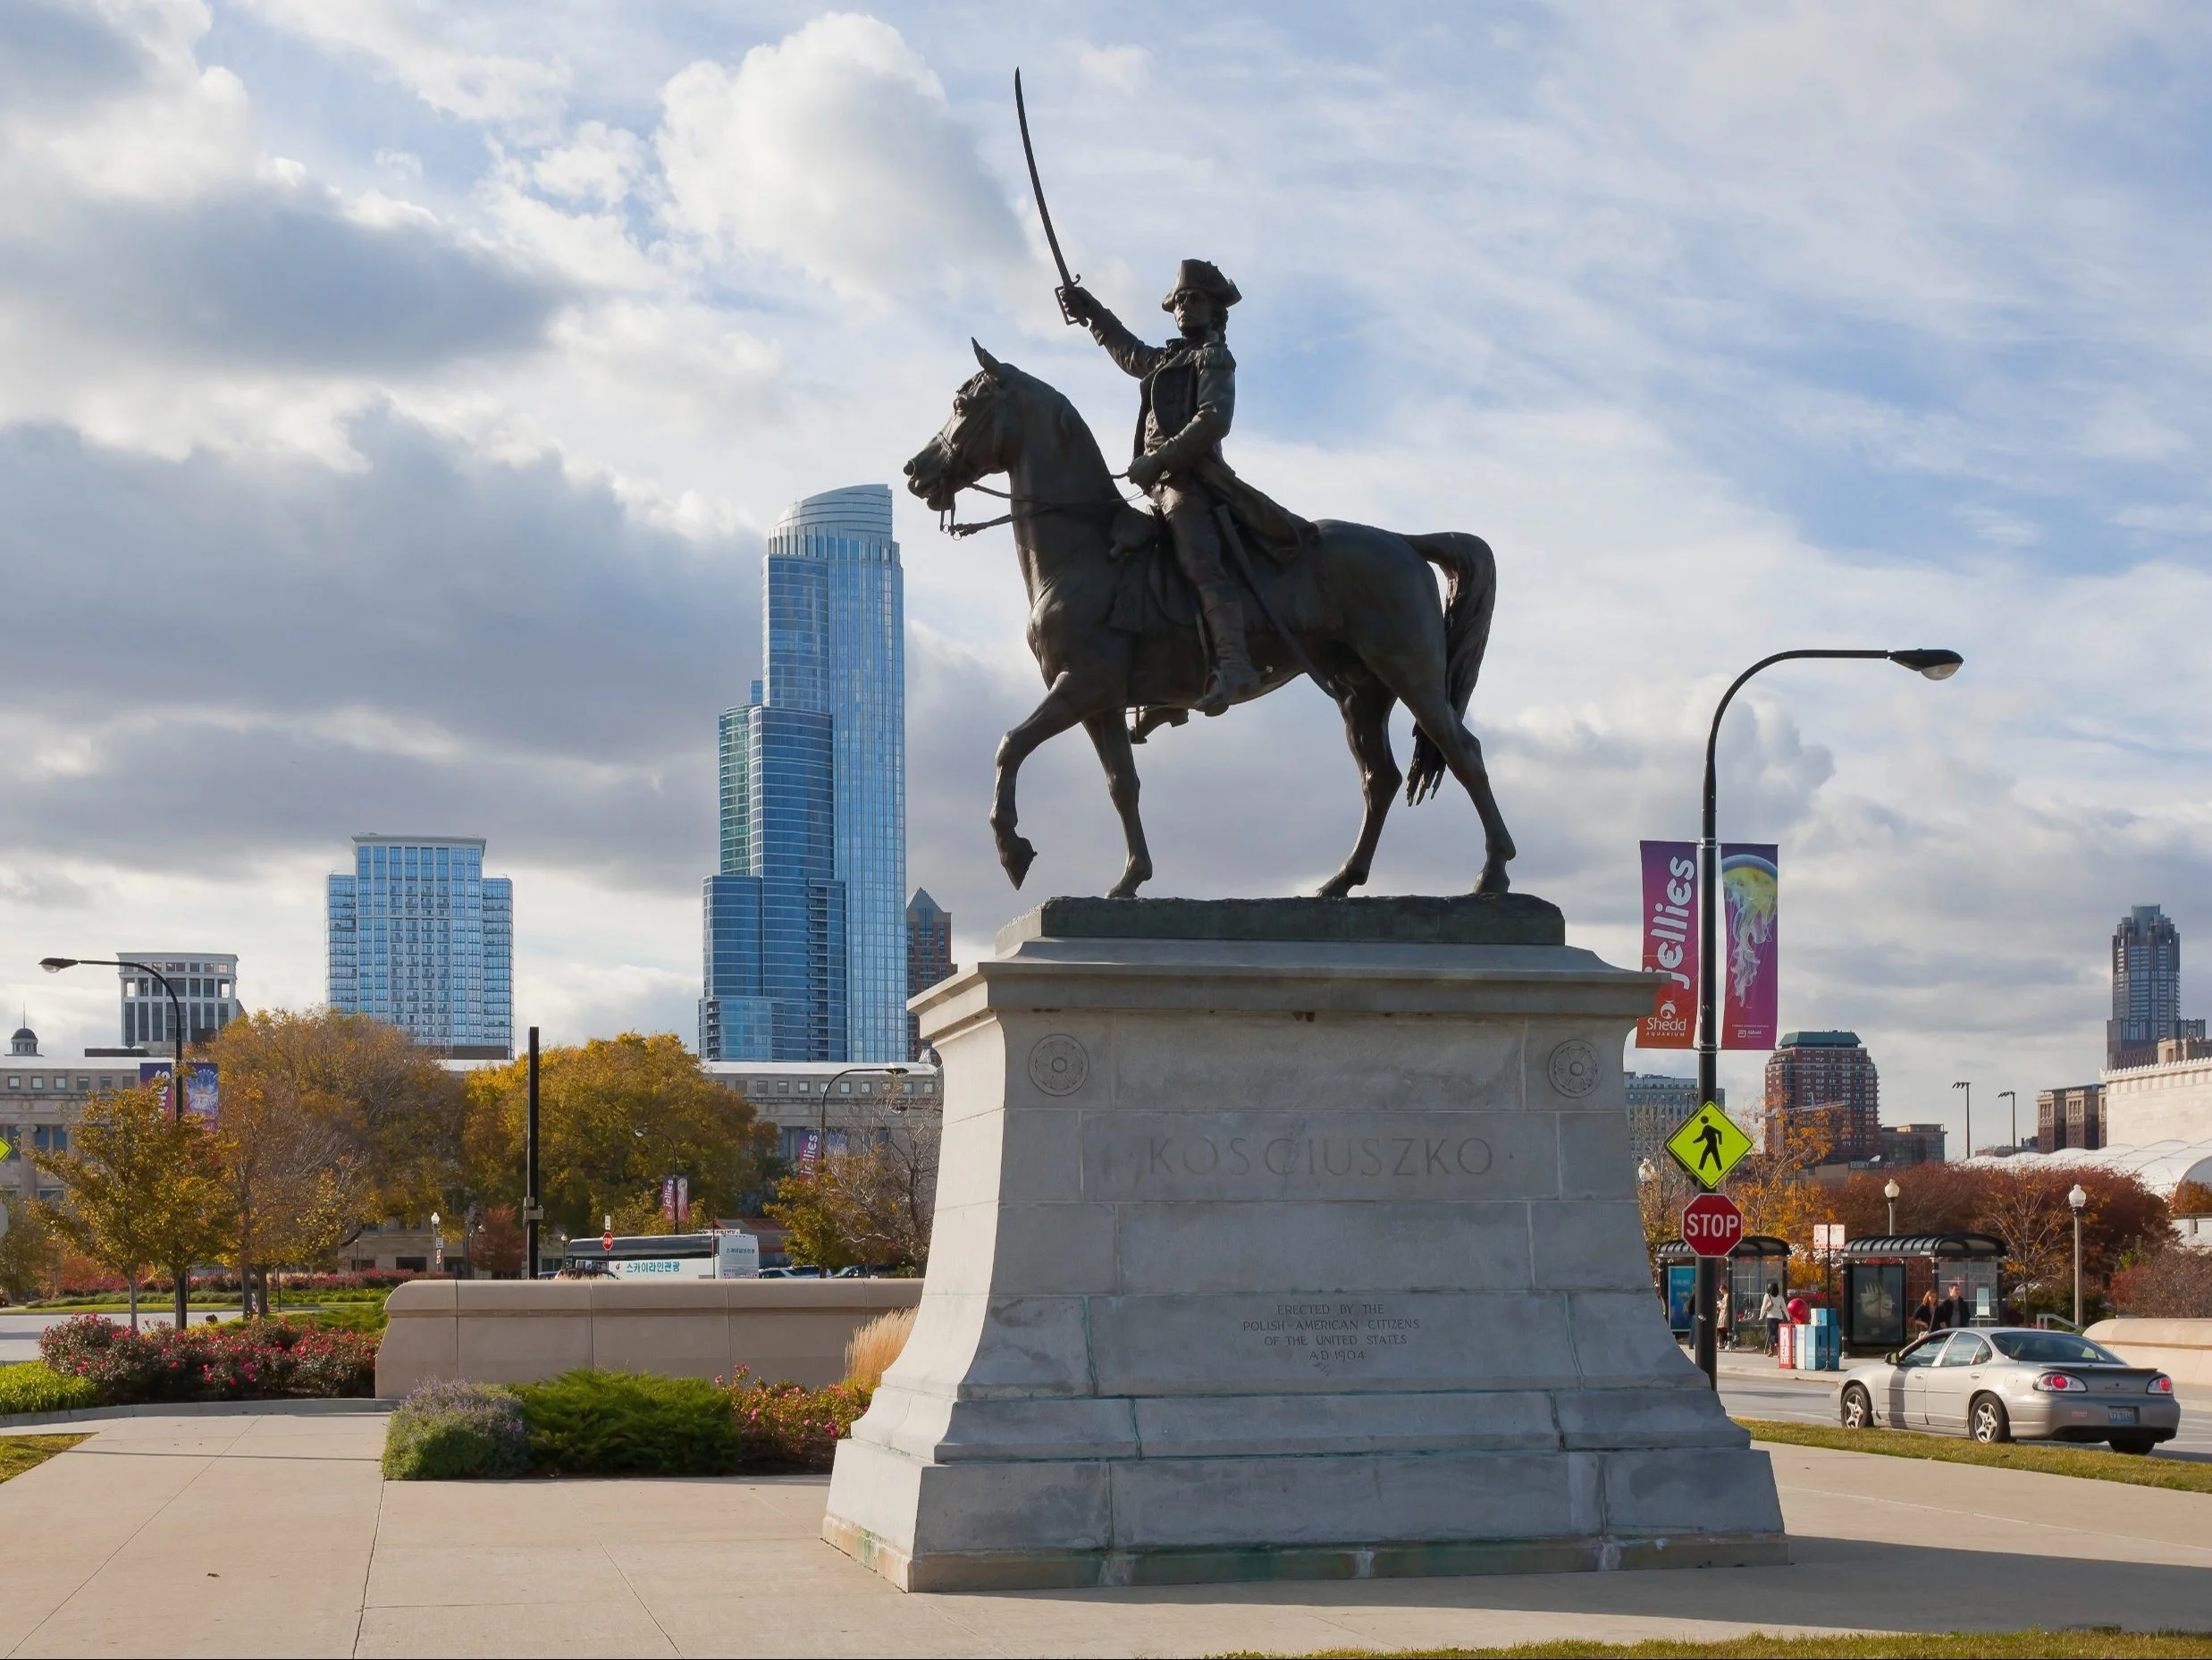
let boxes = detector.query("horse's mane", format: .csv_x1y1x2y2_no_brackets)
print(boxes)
998,362,1118,493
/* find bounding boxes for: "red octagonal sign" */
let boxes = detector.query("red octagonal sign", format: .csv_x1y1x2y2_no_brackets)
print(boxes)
1682,1192,1745,1259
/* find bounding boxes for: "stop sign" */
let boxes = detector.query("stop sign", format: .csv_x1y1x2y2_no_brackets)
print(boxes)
1682,1192,1745,1259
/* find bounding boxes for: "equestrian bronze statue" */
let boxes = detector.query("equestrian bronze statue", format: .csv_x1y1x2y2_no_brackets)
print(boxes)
904,277,1518,901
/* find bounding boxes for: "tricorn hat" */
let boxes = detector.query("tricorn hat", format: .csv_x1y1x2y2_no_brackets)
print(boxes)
1162,258,1241,312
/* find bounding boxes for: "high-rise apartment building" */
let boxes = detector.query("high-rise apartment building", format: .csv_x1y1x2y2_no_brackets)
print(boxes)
328,835,513,1059
2107,905,2204,1070
905,889,955,1061
114,953,238,1047
2036,1083,2105,1151
701,485,906,1062
1762,1030,1880,1160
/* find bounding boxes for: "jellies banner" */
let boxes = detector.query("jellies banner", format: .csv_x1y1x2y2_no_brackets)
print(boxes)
1637,841,1697,1048
1720,844,1779,1050
139,1059,219,1118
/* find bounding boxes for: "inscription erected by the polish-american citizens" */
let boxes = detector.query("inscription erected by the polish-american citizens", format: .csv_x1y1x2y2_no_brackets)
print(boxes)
1242,1299,1426,1371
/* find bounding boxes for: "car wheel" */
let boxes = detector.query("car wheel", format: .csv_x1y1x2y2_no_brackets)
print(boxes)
1840,1385,1871,1429
1969,1395,2011,1444
2109,1434,2157,1456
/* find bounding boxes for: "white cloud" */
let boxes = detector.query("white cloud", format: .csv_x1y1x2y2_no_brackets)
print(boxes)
532,120,648,207
230,0,570,131
1075,43,1148,94
654,13,1026,303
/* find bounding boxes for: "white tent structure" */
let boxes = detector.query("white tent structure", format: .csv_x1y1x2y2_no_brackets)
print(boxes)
1961,1142,2212,1248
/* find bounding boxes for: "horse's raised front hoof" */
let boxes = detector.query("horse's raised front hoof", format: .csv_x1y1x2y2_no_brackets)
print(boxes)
1473,858,1512,895
1314,866,1365,899
1106,860,1151,900
999,836,1038,889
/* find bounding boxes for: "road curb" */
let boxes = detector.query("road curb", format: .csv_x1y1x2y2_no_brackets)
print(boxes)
0,1398,390,1431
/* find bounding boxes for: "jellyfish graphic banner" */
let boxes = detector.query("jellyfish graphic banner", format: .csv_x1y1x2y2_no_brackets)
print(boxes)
1720,844,1779,1050
1636,841,1697,1049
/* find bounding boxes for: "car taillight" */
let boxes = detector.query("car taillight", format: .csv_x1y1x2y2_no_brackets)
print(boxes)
2149,1375,2174,1395
2033,1372,2087,1393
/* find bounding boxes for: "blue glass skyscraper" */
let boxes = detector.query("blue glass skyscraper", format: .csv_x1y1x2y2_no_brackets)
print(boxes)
328,835,513,1058
701,485,906,1062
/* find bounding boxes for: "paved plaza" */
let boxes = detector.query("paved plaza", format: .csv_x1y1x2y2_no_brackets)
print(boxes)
0,1404,2203,1656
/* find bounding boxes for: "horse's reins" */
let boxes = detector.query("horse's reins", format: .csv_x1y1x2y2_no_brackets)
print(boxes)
938,475,1134,539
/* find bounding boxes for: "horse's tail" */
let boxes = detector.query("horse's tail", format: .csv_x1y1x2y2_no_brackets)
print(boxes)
1402,532,1496,805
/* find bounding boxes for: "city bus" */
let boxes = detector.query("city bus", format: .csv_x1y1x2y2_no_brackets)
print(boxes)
559,1231,761,1279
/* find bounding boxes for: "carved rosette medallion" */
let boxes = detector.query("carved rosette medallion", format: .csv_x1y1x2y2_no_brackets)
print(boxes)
1028,1033,1090,1097
1546,1038,1600,1099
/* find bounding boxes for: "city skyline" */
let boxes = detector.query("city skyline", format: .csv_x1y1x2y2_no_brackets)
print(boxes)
4,6,2211,1159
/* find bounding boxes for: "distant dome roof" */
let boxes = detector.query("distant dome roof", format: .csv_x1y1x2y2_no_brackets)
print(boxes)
8,1026,37,1056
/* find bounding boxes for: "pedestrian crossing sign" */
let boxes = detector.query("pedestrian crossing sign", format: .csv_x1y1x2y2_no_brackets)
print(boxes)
1665,1101,1754,1191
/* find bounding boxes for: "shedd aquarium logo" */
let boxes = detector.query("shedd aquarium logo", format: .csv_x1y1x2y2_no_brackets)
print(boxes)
1645,994,1690,1042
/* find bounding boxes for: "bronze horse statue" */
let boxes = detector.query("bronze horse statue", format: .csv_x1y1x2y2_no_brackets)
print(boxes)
904,343,1517,900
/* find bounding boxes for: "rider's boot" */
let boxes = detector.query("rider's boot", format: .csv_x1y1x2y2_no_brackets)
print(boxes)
1195,594,1262,716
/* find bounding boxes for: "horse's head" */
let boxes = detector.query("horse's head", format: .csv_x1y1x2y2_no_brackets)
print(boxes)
904,341,1023,514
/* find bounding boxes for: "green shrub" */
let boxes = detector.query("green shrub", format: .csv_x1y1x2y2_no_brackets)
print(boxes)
517,1369,738,1476
307,1302,388,1336
382,1380,529,1480
0,1361,100,1415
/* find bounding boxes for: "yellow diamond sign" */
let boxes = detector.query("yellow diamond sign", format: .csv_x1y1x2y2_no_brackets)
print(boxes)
1665,1101,1754,1191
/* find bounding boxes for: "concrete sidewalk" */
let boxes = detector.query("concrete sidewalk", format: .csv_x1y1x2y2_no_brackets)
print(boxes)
0,1407,2207,1656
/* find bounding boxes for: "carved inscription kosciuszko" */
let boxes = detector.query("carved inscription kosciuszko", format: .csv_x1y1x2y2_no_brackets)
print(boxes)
1140,1133,1492,1180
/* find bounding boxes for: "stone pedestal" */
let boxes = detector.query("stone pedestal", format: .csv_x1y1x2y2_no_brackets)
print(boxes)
823,896,1786,1591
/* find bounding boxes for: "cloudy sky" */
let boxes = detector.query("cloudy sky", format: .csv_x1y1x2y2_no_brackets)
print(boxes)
4,1,2209,1152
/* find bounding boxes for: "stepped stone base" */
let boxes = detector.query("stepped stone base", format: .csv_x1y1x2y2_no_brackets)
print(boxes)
823,896,1787,1591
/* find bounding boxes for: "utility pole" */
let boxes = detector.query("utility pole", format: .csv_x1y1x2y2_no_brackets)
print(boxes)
524,1027,542,1278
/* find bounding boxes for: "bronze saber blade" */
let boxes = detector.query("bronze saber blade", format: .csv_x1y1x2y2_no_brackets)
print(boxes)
1014,69,1081,325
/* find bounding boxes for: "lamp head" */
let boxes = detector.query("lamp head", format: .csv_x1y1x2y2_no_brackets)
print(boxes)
1884,1179,1900,1200
2068,1184,2088,1211
38,957,75,973
1889,648,1964,680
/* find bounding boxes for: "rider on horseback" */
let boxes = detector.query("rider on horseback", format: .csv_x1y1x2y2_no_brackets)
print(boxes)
1061,260,1307,717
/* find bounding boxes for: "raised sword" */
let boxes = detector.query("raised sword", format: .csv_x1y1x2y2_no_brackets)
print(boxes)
1014,69,1081,326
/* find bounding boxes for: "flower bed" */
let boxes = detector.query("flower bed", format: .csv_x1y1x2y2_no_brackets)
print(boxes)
38,1314,376,1404
727,1369,873,1470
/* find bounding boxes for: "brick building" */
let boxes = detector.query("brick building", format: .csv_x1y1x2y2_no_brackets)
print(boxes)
1762,1030,1880,1161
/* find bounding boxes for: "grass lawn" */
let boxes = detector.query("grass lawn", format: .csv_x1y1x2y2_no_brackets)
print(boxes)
1737,1418,2212,1496
1236,1635,2212,1658
0,1436,88,1484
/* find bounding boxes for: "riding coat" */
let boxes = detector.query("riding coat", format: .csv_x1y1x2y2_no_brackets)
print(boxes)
1083,306,1312,557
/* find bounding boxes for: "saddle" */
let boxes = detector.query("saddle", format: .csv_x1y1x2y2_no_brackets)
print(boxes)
1104,502,1340,639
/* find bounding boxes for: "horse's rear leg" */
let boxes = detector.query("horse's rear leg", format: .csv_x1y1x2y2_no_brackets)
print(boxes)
1393,678,1518,894
1082,712,1154,898
1316,678,1399,898
992,674,1090,889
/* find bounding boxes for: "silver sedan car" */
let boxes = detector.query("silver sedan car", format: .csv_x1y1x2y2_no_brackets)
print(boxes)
1837,1327,2180,1454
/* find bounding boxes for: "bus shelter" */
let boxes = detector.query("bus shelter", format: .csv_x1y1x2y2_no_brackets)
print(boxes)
1657,1234,1791,1348
1838,1232,2007,1353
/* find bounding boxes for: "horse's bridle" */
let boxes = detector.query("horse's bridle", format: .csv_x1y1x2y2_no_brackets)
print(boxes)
937,476,1131,540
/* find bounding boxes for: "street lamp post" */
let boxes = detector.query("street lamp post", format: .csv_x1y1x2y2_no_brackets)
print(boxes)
812,1066,912,1161
1952,1081,1971,1159
2069,1183,2088,1328
1998,1090,2017,1152
1693,648,1961,1390
1884,1178,1900,1235
430,1210,442,1274
40,956,191,1334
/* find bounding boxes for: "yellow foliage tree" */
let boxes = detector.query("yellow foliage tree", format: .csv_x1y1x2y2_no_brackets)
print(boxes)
30,1085,230,1328
462,1033,778,1243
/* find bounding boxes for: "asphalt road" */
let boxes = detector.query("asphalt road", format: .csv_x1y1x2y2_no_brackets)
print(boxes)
0,1308,248,1366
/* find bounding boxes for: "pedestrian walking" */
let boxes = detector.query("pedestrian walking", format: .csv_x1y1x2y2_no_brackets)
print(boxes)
1716,1284,1732,1351
1760,1282,1785,1354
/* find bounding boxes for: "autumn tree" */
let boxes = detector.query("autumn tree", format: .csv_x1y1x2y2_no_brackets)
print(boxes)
211,1070,376,1313
0,1197,62,1303
1729,1105,1847,1250
2171,1179,2212,1219
207,1007,470,1274
462,1033,778,1242
468,1205,525,1277
32,1086,229,1329
768,1100,939,1272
